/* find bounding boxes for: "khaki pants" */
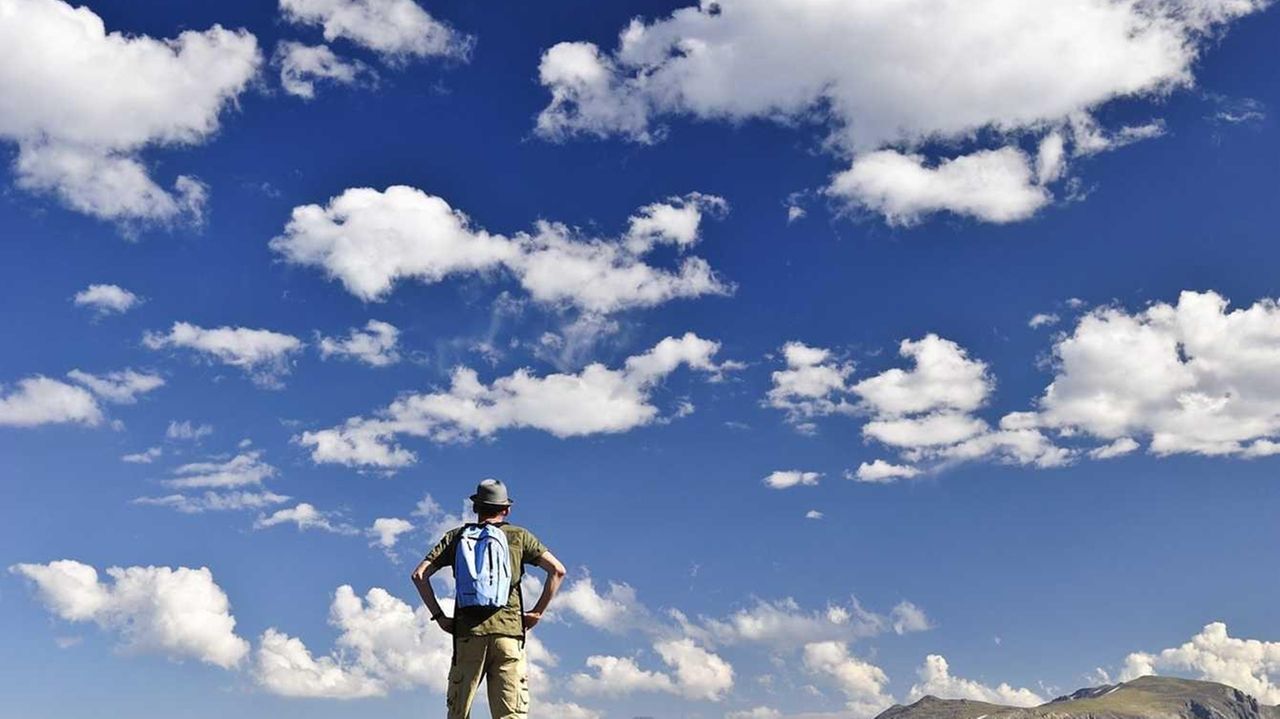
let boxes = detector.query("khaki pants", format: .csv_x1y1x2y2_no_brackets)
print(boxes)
447,635,529,719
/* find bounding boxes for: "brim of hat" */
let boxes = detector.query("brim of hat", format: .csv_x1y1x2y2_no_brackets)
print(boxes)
470,494,514,506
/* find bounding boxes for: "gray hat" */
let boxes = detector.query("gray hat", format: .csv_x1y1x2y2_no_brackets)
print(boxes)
470,478,514,507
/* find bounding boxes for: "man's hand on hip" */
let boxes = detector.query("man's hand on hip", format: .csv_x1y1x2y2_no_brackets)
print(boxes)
435,616,454,635
522,612,542,631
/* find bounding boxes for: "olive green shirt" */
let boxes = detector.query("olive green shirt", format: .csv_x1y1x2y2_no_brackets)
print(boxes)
425,523,548,638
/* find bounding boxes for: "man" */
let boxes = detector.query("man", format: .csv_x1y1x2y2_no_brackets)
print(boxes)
411,479,566,719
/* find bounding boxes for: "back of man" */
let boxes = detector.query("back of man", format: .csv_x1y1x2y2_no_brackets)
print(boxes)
411,479,566,719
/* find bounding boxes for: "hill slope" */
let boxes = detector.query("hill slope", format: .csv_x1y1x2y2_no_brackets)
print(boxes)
877,676,1279,719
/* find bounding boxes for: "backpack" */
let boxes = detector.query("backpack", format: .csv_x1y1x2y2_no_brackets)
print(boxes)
453,523,512,609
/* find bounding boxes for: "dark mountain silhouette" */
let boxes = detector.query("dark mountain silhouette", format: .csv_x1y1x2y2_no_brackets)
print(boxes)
876,676,1279,719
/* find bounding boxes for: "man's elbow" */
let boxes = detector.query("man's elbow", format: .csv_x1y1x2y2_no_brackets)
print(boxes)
550,562,567,580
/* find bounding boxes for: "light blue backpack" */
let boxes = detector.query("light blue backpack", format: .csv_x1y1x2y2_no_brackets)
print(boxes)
454,523,512,609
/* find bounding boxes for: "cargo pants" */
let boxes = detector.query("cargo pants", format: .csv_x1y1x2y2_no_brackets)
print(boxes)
447,635,530,719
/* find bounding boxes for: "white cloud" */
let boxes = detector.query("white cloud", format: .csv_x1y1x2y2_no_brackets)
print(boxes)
368,517,414,551
0,0,260,222
1118,622,1280,704
558,575,647,633
655,637,735,701
255,585,461,698
765,342,855,432
890,602,932,635
534,701,602,719
535,0,1265,223
274,41,372,99
828,147,1050,226
411,494,471,542
803,641,893,719
1029,313,1061,329
569,639,733,701
318,320,401,367
852,336,993,417
805,510,824,520
122,446,163,464
850,460,921,484
768,334,1070,472
1089,437,1141,460
907,654,1044,707
165,451,277,490
279,0,472,63
144,322,303,388
255,503,356,534
271,186,731,314
727,708,782,719
763,470,821,490
133,490,291,514
72,284,139,315
699,597,894,649
10,560,249,668
1033,291,1280,458
167,420,214,441
299,332,733,468
0,376,103,427
569,654,675,697
66,369,164,404
256,628,384,699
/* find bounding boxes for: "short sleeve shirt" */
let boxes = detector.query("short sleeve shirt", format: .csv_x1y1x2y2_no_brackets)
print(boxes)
424,523,548,638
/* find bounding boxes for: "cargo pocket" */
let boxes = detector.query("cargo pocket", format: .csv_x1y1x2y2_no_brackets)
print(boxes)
517,650,530,713
446,663,462,715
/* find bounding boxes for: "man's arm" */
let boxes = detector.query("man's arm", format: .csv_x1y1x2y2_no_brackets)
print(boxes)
522,550,567,630
411,558,454,634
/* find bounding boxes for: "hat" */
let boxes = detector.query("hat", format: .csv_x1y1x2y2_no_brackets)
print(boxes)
470,478,514,507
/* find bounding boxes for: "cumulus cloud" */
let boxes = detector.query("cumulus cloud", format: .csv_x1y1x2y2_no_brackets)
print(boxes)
0,376,103,427
769,335,1070,473
851,460,921,484
122,446,163,464
279,0,472,63
72,284,139,315
66,369,164,404
907,654,1044,706
558,575,648,633
1118,622,1280,703
298,332,734,468
891,602,933,635
535,0,1265,223
255,503,357,534
1029,313,1061,329
0,0,260,223
10,560,249,668
144,322,303,388
0,367,161,427
763,470,821,490
133,490,291,514
255,585,461,698
1032,291,1280,458
803,641,894,719
569,639,733,701
368,517,414,550
167,420,214,441
271,187,731,314
696,597,906,650
274,41,372,99
828,147,1050,225
164,451,277,490
765,342,855,433
318,320,401,367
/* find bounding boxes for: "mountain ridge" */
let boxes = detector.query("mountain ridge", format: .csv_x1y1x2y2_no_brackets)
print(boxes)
876,676,1279,719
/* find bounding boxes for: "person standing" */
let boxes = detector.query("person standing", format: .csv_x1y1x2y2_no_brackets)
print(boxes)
411,479,566,719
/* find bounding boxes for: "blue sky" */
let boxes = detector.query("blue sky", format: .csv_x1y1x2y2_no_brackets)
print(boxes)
2,1,1280,718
